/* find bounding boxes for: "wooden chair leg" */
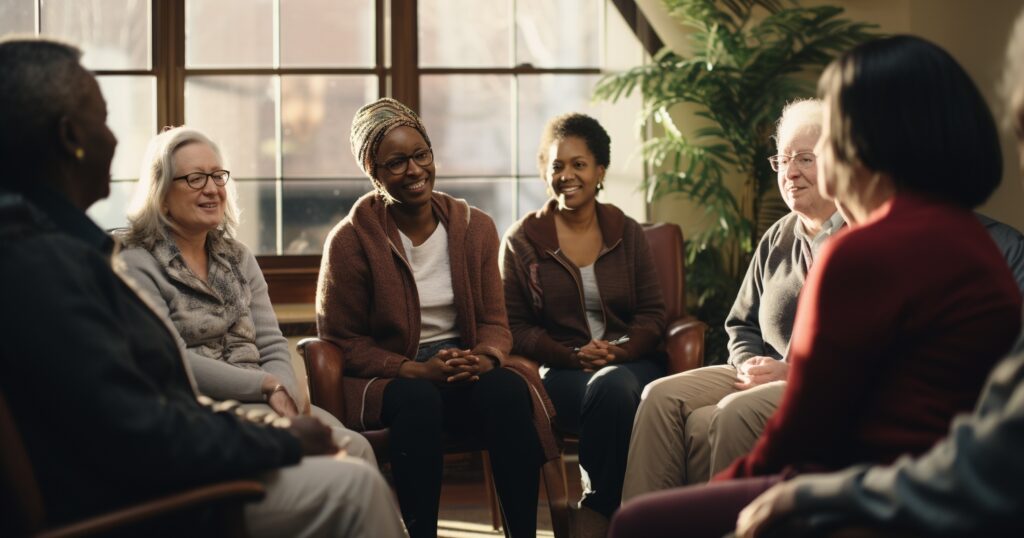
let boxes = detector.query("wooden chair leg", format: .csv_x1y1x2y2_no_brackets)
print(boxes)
542,457,571,538
481,451,502,532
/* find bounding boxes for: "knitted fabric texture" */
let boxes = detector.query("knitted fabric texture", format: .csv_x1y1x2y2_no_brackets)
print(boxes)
349,97,432,186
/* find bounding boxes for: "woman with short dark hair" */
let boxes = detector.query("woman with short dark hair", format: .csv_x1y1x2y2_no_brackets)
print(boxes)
502,112,666,535
609,34,1022,538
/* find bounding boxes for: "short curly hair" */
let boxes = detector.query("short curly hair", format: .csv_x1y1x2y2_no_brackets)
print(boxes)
536,113,611,174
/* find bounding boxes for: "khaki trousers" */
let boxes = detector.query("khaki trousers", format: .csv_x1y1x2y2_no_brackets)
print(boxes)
246,455,407,538
621,365,785,502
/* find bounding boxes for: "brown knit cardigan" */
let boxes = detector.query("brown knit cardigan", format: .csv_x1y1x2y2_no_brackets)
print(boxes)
316,191,559,459
500,199,666,367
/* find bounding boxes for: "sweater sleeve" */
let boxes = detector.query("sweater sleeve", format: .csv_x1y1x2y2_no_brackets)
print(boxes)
3,240,301,488
470,214,513,365
119,248,269,402
788,354,1024,535
717,238,892,479
316,226,409,378
618,222,665,361
500,231,579,368
240,247,305,410
725,227,771,367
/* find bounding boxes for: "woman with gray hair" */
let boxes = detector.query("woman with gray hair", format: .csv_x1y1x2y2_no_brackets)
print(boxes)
118,126,373,461
622,99,844,501
317,97,551,538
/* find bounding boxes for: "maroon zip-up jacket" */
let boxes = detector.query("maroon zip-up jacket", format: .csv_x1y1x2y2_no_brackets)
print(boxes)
500,199,666,368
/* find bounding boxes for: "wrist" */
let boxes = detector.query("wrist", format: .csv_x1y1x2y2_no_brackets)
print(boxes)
264,383,286,402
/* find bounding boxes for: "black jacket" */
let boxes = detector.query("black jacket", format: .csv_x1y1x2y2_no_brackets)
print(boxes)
0,184,301,524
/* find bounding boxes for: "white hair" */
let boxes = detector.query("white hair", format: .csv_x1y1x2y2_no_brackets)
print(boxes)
1001,8,1024,130
774,98,824,150
123,126,240,248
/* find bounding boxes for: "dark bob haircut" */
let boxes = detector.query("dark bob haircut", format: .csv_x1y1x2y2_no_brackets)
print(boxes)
818,35,1001,209
537,113,611,172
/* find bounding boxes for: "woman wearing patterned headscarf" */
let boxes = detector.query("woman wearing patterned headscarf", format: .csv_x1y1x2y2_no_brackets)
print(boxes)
316,98,551,538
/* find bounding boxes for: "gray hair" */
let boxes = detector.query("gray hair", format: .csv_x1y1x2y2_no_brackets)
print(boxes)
1002,8,1024,131
0,37,92,184
124,126,240,248
774,98,824,150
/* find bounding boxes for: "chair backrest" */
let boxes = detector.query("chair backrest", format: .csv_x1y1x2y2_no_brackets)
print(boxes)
641,222,687,322
0,391,46,537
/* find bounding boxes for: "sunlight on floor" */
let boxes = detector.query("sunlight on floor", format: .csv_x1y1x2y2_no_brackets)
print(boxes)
438,519,554,538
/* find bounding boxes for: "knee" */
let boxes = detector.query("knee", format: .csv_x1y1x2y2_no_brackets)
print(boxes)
337,430,375,463
585,367,643,408
475,368,531,410
385,378,443,429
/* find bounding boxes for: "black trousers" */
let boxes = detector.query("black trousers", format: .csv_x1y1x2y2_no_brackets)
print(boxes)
381,368,544,538
542,359,664,518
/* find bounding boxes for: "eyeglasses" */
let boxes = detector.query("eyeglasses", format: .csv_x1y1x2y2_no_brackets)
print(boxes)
172,170,231,190
377,148,433,176
768,152,816,172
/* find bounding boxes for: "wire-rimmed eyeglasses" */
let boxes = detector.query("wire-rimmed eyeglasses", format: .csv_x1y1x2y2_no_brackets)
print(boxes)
172,170,231,190
768,152,816,173
376,148,434,176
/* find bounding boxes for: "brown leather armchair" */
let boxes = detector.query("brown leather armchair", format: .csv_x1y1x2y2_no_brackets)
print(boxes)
0,391,265,538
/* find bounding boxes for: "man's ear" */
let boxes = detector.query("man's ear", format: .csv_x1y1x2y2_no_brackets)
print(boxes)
56,114,82,160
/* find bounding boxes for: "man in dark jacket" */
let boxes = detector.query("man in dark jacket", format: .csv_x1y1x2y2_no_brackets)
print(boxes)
0,38,404,537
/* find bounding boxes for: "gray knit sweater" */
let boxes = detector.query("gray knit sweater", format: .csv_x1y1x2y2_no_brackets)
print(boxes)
119,233,302,406
725,211,844,367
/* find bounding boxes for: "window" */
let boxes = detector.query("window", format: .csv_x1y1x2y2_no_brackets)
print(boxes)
3,0,648,257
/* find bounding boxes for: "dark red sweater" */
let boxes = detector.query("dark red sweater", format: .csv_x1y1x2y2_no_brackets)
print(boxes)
717,194,1022,480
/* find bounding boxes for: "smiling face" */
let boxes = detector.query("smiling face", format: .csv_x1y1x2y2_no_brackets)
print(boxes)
544,136,605,210
776,127,833,221
165,141,226,237
375,125,434,207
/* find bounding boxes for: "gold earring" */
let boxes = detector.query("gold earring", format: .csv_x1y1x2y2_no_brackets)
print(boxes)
74,148,85,160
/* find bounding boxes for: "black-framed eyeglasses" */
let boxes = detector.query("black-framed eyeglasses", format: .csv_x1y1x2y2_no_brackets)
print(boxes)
376,148,433,176
172,170,231,190
768,152,816,173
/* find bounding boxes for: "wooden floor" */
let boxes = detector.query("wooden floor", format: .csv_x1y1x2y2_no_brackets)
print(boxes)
387,452,584,538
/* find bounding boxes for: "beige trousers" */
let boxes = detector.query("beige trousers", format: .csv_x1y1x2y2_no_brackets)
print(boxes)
621,364,785,502
246,455,407,538
238,403,377,463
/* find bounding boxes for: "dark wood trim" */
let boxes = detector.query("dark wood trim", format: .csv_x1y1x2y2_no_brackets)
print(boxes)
610,0,664,56
390,0,418,111
420,67,602,75
184,67,385,76
256,254,322,304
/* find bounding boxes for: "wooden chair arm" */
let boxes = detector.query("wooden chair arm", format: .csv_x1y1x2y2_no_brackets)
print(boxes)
38,481,265,538
297,337,346,421
664,316,707,375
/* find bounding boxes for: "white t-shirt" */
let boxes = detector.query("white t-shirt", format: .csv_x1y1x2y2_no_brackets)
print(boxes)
399,223,461,344
579,263,606,340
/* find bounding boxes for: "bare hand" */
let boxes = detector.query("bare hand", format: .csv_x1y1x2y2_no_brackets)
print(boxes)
268,388,300,418
439,348,495,383
286,415,338,456
577,340,615,372
735,356,788,390
398,356,450,384
735,479,798,537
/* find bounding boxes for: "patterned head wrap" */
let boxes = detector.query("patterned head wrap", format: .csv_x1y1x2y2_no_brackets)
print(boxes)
350,98,432,186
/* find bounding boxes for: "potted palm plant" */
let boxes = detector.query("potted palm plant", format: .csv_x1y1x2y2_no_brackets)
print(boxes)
594,0,877,362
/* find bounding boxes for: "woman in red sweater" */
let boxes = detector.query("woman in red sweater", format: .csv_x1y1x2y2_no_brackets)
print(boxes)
610,35,1022,538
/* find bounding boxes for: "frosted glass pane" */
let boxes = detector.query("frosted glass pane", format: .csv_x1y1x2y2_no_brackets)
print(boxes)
281,0,374,67
516,0,600,67
419,0,511,67
420,75,513,177
185,76,277,179
40,0,150,70
97,75,156,180
186,0,273,67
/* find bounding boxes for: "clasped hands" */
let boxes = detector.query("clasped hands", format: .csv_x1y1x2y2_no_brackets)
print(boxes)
574,339,627,372
735,356,788,390
399,348,495,385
